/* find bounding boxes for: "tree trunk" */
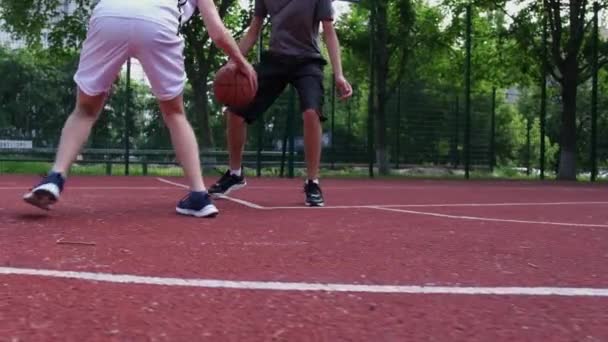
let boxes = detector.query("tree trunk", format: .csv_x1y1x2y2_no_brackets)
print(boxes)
182,16,215,151
192,80,213,149
374,1,389,175
557,61,578,180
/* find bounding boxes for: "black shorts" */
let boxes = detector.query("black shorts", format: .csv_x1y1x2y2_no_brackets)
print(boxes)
228,52,327,124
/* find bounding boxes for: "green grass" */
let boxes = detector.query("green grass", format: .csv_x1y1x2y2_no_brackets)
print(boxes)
0,161,184,177
1,160,606,182
0,161,52,174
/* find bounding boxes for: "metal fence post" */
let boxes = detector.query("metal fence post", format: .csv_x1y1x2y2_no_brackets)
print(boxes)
331,75,336,169
464,4,472,179
124,58,131,175
540,9,548,179
591,2,599,181
490,87,496,172
256,32,264,177
367,2,376,178
394,84,402,169
288,86,296,178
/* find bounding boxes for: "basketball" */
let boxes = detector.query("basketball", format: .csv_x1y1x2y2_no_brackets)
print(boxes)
213,63,257,108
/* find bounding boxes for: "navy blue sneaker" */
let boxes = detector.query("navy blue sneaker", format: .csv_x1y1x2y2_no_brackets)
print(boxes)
23,172,65,210
176,191,219,218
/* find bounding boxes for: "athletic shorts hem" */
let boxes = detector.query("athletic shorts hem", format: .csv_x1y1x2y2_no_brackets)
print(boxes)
303,108,328,122
74,77,108,97
155,86,185,102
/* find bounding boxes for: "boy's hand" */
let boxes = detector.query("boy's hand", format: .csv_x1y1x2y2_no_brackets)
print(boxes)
335,74,352,100
229,60,258,91
239,61,258,91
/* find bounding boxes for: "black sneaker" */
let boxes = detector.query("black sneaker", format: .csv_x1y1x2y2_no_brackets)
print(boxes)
23,172,65,210
304,180,324,207
176,191,219,218
208,169,246,197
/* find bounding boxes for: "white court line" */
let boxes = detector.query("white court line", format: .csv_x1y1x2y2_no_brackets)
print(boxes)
156,177,608,215
156,177,199,189
374,201,608,208
156,177,264,209
263,201,608,210
214,195,265,209
157,177,608,227
373,207,608,228
1,266,607,297
192,185,607,192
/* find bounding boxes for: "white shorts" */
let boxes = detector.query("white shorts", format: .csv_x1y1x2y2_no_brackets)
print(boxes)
74,16,186,101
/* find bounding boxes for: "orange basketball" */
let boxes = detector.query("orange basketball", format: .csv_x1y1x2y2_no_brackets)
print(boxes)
213,63,257,108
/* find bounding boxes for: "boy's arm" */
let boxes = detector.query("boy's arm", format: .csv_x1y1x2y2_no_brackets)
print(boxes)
196,0,257,87
238,16,264,55
197,0,246,65
322,21,352,100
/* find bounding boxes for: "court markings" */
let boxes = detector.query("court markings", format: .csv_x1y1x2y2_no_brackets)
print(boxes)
2,266,608,297
156,177,608,228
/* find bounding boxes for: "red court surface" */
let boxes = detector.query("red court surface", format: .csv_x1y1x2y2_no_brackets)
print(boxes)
1,175,607,341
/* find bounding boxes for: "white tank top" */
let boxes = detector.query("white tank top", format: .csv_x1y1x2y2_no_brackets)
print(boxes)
91,0,198,32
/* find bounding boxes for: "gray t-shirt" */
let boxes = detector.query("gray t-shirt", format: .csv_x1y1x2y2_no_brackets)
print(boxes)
255,0,334,59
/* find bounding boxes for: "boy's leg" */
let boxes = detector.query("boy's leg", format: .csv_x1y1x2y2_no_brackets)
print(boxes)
52,90,107,175
23,89,107,210
227,111,247,172
206,110,248,197
158,95,205,192
134,20,217,217
303,109,323,180
293,70,327,207
132,20,206,192
301,108,325,207
209,58,289,196
57,17,132,172
159,96,218,217
23,17,129,210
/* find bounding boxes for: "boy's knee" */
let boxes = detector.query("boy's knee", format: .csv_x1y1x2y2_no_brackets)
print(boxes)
227,110,246,123
75,105,98,118
302,109,321,121
75,99,103,119
161,111,187,129
225,108,255,125
159,95,185,118
161,111,185,120
74,89,106,118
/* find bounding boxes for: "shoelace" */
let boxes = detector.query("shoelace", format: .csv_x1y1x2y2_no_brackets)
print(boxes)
30,175,61,191
305,182,321,194
218,172,238,186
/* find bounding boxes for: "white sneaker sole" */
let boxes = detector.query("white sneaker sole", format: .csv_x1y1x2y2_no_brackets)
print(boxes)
305,201,325,207
210,182,246,199
23,183,61,210
176,204,219,218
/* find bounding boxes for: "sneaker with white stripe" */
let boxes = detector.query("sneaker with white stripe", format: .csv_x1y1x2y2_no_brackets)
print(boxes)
23,172,65,210
304,180,325,207
176,191,219,218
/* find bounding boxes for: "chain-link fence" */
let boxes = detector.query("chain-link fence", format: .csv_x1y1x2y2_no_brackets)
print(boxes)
1,3,606,181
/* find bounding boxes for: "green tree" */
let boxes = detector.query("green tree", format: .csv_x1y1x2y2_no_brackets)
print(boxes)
0,0,251,150
180,0,251,149
0,46,77,146
485,0,608,179
340,0,415,174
